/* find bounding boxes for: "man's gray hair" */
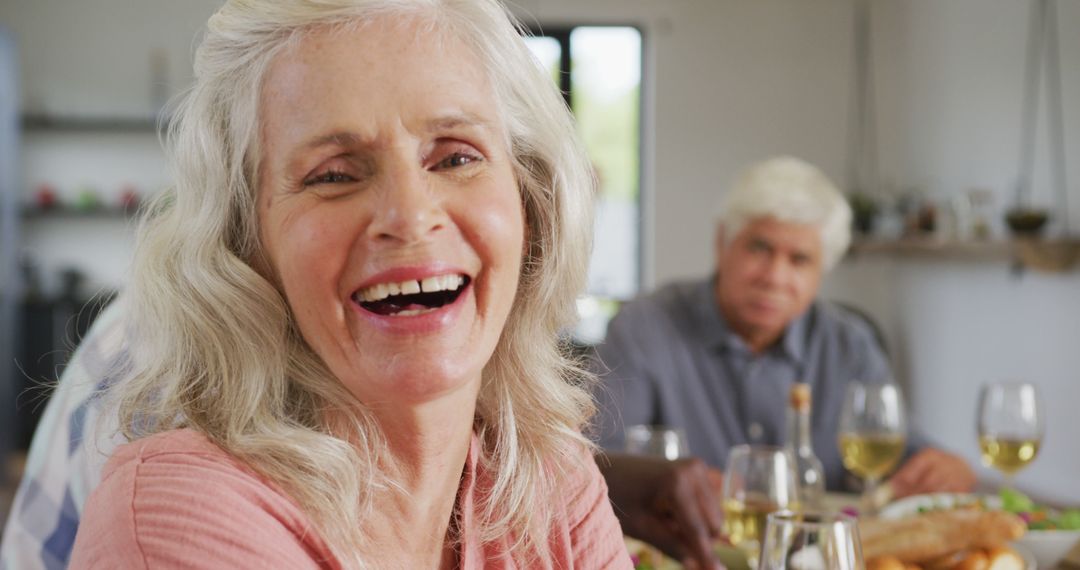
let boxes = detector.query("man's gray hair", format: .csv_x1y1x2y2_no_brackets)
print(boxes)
718,156,852,270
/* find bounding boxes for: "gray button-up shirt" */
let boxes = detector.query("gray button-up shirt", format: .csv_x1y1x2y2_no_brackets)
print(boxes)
591,276,916,491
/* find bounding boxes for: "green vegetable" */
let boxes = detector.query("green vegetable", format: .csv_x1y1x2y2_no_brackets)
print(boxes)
1058,509,1080,530
999,489,1080,530
1000,488,1035,513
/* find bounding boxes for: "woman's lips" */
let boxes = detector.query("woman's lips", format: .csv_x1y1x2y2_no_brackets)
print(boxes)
351,275,471,317
349,278,472,334
353,273,467,303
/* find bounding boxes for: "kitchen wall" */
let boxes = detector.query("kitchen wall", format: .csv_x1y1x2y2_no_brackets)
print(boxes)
2,0,1078,501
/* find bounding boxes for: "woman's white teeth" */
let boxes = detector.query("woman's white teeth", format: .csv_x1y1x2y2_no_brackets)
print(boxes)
357,274,465,302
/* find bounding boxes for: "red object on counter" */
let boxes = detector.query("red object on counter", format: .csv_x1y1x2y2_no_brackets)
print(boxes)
119,185,140,210
35,184,58,209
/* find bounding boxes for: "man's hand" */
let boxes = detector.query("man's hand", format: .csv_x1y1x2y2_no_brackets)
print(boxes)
598,453,726,570
889,447,976,498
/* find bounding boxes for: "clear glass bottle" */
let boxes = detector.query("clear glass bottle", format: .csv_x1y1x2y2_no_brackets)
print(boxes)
786,382,825,510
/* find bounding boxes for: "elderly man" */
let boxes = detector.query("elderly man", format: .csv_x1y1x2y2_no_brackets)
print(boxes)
594,156,974,568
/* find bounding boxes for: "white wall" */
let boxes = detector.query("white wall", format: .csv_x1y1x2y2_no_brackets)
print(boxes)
3,0,1078,501
825,1,1080,504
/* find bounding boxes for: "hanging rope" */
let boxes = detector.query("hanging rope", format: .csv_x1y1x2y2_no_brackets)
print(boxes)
846,0,878,197
1016,0,1070,234
1044,0,1069,233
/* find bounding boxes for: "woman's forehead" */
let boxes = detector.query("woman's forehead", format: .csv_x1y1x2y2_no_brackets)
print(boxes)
257,17,508,153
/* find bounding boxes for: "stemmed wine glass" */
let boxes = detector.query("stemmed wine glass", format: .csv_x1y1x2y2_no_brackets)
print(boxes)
624,424,690,461
721,445,800,568
837,381,907,515
978,382,1043,488
758,511,865,570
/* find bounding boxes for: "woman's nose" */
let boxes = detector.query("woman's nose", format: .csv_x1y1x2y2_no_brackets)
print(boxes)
366,162,447,244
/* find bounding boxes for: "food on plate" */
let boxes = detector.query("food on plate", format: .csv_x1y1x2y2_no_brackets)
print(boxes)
866,555,915,570
624,537,678,570
983,546,1024,570
907,489,1080,532
867,546,1023,570
949,549,987,570
859,508,1026,563
998,488,1080,530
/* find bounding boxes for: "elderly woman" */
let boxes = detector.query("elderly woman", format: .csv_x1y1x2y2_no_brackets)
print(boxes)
68,0,629,568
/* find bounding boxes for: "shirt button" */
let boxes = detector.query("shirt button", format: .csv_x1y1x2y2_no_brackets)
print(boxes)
747,422,764,442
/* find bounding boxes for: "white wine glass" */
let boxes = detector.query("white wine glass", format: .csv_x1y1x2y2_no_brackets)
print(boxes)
758,511,865,570
721,445,800,567
624,424,690,460
837,381,907,515
978,382,1043,488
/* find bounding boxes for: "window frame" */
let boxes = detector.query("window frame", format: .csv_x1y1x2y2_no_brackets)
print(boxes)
524,23,648,298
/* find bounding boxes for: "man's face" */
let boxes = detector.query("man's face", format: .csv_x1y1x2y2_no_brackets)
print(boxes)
715,217,825,348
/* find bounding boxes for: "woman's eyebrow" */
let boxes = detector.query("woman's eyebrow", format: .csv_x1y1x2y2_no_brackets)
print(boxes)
298,131,371,153
423,111,494,134
296,113,492,153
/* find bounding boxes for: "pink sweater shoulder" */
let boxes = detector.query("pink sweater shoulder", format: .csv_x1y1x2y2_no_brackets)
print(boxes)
69,429,339,569
69,429,630,569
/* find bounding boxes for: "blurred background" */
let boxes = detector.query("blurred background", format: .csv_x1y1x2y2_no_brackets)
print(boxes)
1,0,1078,521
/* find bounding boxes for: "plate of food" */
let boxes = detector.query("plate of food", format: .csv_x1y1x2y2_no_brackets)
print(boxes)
624,537,754,570
876,489,1080,569
862,499,1031,569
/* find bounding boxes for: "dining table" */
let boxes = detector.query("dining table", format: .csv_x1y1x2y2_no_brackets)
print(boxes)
624,492,1080,570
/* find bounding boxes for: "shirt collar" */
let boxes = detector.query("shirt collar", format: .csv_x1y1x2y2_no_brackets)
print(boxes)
699,274,810,366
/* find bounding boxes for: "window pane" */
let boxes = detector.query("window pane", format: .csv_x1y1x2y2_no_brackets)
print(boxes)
523,35,562,87
570,27,641,301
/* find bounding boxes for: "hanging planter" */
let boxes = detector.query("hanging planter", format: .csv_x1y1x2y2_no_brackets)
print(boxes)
1008,0,1070,239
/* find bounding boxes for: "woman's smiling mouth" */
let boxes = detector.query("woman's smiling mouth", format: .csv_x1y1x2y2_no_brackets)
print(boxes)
351,273,471,316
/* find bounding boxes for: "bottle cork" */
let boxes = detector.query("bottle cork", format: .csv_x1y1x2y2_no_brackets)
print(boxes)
790,383,811,411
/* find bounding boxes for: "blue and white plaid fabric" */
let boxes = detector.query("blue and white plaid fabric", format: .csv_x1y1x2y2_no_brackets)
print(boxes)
1,301,127,570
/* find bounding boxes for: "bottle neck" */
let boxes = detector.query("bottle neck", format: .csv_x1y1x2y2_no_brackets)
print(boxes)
787,405,814,454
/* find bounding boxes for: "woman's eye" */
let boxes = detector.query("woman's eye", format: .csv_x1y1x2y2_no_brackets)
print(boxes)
435,152,481,170
303,170,354,186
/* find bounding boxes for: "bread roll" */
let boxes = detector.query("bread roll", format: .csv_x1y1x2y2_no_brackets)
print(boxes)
953,550,989,570
924,550,969,570
985,546,1023,570
866,556,906,570
859,510,1025,563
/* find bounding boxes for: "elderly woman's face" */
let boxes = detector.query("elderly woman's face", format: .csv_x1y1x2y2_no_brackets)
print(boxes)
257,19,524,405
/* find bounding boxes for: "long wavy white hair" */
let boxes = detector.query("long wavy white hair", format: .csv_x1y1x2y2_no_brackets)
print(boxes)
112,0,597,566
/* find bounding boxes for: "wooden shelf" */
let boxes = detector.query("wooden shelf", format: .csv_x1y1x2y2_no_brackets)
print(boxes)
20,206,138,220
849,237,1080,272
851,238,1011,259
21,114,165,133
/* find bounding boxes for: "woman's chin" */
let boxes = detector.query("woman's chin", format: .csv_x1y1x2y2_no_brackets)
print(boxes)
341,360,484,407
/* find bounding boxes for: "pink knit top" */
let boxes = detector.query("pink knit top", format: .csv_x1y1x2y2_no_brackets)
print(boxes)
69,429,631,569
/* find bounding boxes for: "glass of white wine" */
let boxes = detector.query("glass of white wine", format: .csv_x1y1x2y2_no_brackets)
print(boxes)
978,382,1043,488
721,445,800,567
758,510,864,570
624,424,690,460
838,381,907,515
